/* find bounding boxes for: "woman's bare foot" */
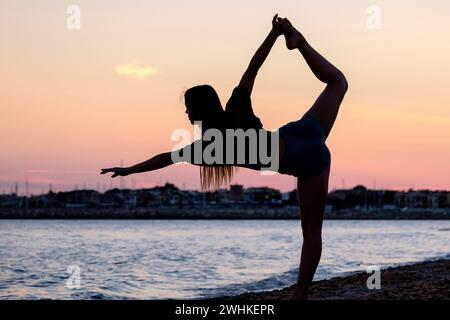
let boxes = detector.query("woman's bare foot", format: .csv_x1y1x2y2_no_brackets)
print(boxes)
283,25,307,50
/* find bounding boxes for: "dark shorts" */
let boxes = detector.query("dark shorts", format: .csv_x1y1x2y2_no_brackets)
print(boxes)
278,115,331,181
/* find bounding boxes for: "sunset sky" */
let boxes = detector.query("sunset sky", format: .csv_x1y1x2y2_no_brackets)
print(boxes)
1,0,449,194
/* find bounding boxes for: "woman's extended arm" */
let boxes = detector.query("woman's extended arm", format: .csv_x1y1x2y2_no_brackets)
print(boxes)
101,152,173,177
239,14,288,94
101,138,213,178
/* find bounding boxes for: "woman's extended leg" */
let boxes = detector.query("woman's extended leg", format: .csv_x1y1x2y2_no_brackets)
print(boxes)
292,163,331,300
284,25,348,139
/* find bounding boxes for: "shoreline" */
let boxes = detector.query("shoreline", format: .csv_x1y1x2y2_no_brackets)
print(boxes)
215,259,450,300
1,207,449,219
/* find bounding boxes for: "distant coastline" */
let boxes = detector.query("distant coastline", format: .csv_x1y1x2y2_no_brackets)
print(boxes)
1,206,449,219
2,183,449,219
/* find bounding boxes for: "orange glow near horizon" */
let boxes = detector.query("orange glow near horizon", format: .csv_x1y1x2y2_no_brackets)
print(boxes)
1,0,449,194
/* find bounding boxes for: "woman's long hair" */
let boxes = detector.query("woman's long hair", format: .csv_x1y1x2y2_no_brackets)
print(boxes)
184,85,261,191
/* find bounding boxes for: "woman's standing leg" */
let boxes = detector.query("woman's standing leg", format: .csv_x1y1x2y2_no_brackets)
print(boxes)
292,163,331,299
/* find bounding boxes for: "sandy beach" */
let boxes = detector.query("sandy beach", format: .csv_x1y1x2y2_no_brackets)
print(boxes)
221,259,450,300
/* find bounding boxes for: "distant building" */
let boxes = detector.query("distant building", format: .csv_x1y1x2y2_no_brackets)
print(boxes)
244,187,281,204
394,190,445,209
230,184,243,202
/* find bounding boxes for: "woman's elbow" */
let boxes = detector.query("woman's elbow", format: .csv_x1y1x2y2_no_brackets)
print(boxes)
335,72,348,94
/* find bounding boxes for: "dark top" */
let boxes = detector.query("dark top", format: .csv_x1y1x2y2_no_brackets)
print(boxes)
225,86,263,130
174,86,279,172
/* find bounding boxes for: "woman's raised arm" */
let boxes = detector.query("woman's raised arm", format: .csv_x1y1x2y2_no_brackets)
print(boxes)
238,14,288,94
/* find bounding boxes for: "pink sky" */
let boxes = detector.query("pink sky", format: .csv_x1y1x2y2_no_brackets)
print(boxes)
1,1,449,194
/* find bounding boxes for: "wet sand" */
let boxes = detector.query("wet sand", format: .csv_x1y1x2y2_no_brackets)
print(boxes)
222,259,450,300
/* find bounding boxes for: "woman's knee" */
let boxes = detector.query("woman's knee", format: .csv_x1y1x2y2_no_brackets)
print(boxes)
301,223,322,239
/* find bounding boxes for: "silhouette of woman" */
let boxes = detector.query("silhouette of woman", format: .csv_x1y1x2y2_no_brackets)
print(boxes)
101,15,348,300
